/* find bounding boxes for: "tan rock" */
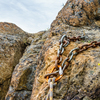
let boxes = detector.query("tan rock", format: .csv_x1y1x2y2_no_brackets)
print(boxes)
31,26,100,100
0,22,26,35
51,0,100,34
0,33,26,100
95,20,100,27
1,0,100,100
5,30,49,100
0,22,34,100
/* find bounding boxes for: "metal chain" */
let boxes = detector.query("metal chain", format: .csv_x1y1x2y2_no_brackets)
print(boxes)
44,35,86,79
55,35,85,69
44,34,100,100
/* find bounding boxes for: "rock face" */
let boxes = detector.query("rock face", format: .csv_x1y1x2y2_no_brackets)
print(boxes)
0,33,25,100
0,0,100,100
31,26,100,100
30,0,100,100
0,22,27,35
51,0,100,35
5,30,49,99
0,22,34,100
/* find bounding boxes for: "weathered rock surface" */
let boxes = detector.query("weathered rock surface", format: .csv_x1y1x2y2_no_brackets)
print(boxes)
30,0,100,100
0,34,25,100
0,22,35,100
51,0,100,35
0,0,100,100
5,31,49,99
0,22,27,35
31,26,100,100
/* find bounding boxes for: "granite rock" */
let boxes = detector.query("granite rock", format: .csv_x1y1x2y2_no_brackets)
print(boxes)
50,0,100,35
0,33,26,100
0,22,34,100
5,30,49,100
1,0,100,100
30,1,100,98
31,26,100,100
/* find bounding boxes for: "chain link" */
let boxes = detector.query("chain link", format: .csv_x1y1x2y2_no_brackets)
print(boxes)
77,41,100,54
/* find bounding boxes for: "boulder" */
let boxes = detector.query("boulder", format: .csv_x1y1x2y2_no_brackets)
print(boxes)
30,0,100,99
0,22,34,100
5,31,49,100
50,0,100,35
1,0,100,100
0,33,26,100
31,26,100,100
